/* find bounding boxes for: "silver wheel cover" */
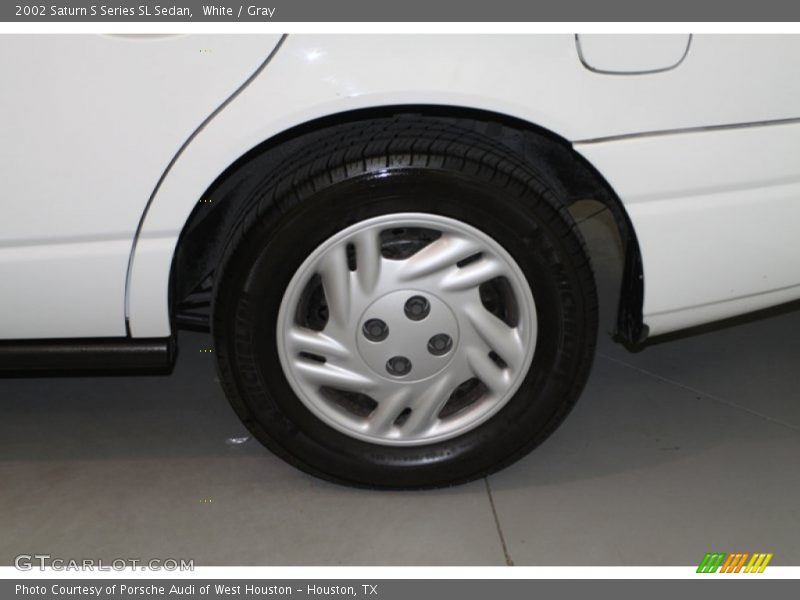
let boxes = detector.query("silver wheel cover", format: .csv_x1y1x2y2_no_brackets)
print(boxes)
276,213,537,446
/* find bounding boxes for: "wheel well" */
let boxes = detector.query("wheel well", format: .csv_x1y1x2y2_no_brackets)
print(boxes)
171,106,646,345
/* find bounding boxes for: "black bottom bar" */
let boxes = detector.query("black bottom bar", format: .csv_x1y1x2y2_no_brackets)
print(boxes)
0,337,175,373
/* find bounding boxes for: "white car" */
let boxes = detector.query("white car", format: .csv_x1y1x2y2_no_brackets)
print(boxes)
2,34,799,487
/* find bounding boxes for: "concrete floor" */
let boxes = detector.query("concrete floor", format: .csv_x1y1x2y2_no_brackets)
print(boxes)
1,204,799,566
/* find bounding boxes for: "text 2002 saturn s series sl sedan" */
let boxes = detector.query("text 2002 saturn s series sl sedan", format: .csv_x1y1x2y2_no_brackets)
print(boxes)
1,34,798,487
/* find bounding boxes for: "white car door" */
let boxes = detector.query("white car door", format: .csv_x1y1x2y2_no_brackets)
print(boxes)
0,34,281,339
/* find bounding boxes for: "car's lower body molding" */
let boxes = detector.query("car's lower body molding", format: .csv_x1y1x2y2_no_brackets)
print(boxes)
0,337,175,374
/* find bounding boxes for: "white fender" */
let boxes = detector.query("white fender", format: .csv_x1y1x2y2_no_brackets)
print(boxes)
127,34,800,338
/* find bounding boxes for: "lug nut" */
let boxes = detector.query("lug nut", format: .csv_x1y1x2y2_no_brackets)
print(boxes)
427,333,453,356
386,356,412,376
362,318,389,342
404,295,430,321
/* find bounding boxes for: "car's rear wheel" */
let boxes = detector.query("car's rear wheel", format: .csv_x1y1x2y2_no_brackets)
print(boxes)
213,117,597,488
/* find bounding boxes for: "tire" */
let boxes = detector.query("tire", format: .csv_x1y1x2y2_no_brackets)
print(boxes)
213,116,598,489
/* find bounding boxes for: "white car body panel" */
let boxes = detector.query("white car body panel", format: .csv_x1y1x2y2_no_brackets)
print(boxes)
1,34,799,342
129,34,800,339
576,122,800,335
0,33,282,338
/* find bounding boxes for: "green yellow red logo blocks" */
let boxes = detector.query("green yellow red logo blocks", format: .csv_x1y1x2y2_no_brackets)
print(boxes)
697,552,773,573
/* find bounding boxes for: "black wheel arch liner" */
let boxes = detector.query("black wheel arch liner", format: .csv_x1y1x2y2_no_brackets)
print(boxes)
171,106,647,347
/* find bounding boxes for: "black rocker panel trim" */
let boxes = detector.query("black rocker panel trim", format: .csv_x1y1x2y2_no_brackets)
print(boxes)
0,337,175,373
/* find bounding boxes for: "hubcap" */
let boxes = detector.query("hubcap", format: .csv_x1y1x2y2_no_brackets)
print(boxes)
356,290,459,382
277,213,537,446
